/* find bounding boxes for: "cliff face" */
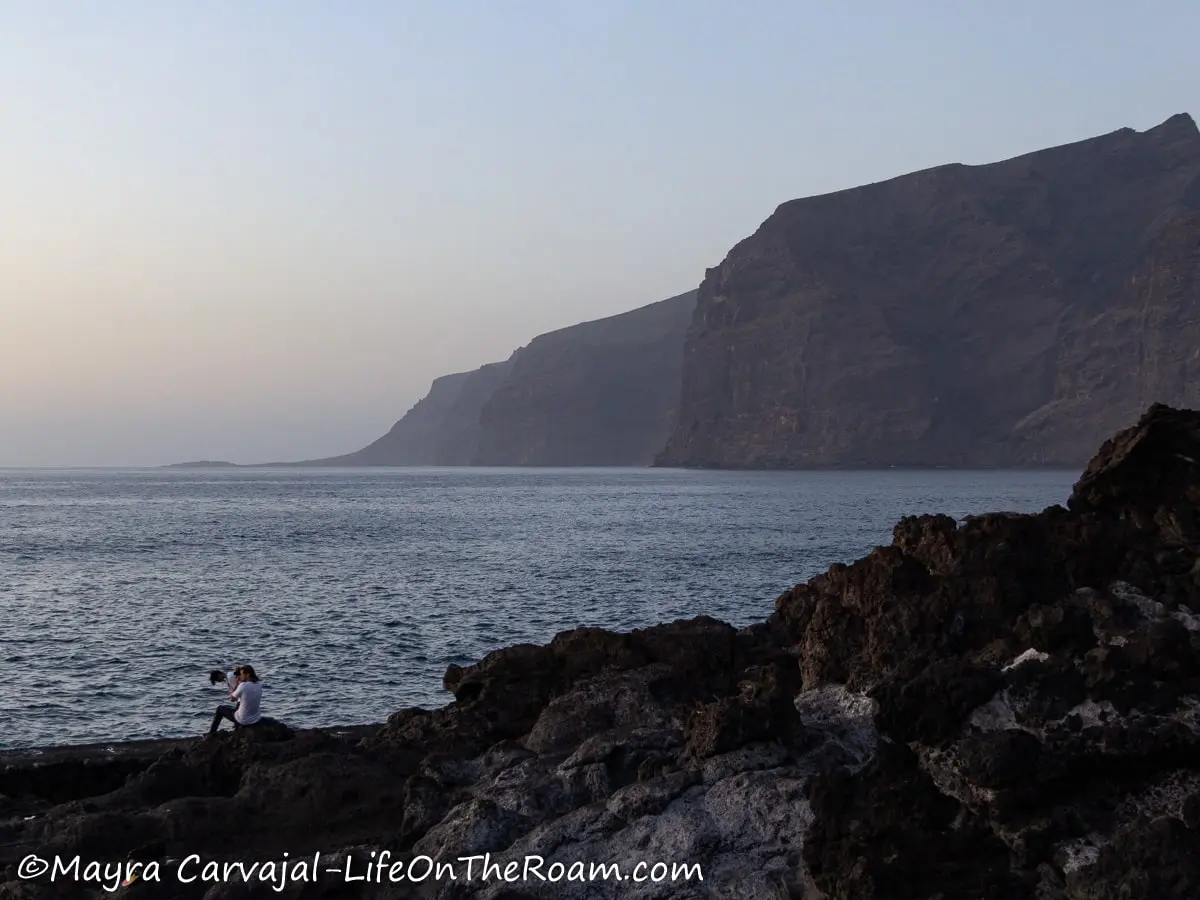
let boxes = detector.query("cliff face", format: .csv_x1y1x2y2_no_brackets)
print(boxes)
428,361,513,465
298,290,694,467
470,291,697,466
306,371,474,466
658,113,1200,468
298,363,510,466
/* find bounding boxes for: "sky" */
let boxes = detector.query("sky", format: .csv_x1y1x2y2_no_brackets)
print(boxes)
1,2,1197,466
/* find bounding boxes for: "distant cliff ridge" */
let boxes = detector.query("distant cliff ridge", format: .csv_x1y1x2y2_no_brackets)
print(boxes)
282,114,1199,471
294,363,511,467
300,291,696,467
430,362,514,465
471,291,697,465
656,112,1200,468
305,371,475,466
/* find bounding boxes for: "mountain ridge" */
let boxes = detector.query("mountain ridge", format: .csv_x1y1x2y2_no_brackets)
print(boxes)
214,112,1200,471
470,290,697,466
282,291,697,467
656,111,1200,468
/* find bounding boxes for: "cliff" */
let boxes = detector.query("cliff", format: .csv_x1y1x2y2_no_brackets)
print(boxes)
7,404,1200,899
658,112,1200,468
471,290,697,465
291,292,695,468
429,362,514,465
292,363,511,466
299,371,473,466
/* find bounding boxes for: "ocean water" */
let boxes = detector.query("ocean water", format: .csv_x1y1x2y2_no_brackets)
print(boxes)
0,467,1076,749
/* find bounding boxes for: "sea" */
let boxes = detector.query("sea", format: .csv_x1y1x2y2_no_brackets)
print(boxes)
0,467,1077,749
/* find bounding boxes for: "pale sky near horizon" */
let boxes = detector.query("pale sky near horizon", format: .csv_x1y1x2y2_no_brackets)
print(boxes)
2,2,1197,466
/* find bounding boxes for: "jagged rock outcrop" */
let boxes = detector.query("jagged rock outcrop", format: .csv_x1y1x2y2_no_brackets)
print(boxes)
6,404,1200,899
471,292,697,466
771,402,1200,898
657,113,1200,468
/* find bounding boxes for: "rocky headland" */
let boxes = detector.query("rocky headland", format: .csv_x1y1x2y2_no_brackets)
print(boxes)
6,403,1200,899
269,114,1200,472
658,113,1200,468
470,291,697,466
294,363,514,467
287,291,696,468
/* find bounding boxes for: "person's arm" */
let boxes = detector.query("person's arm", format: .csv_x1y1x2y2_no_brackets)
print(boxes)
230,681,243,704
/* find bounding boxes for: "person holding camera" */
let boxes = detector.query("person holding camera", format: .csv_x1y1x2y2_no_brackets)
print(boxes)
207,664,263,735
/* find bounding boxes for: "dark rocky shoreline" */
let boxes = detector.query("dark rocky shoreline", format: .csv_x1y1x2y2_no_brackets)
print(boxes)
5,404,1200,898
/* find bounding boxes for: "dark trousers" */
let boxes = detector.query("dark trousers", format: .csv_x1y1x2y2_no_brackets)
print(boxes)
210,705,239,734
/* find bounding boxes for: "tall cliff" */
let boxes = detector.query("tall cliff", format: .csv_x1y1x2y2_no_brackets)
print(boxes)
297,291,695,467
657,112,1200,468
296,362,510,466
471,291,697,466
429,362,513,464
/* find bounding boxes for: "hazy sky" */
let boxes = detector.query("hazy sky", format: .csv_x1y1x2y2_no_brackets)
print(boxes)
2,2,1197,466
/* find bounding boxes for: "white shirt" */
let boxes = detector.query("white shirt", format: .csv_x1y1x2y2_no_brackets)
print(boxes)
232,680,263,725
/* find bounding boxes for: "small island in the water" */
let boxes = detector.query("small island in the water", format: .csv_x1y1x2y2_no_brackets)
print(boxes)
162,460,239,468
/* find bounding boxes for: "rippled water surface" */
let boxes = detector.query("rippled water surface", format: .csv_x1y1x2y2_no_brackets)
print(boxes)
0,467,1076,748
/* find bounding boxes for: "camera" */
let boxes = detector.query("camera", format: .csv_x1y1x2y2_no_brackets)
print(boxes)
208,666,241,685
